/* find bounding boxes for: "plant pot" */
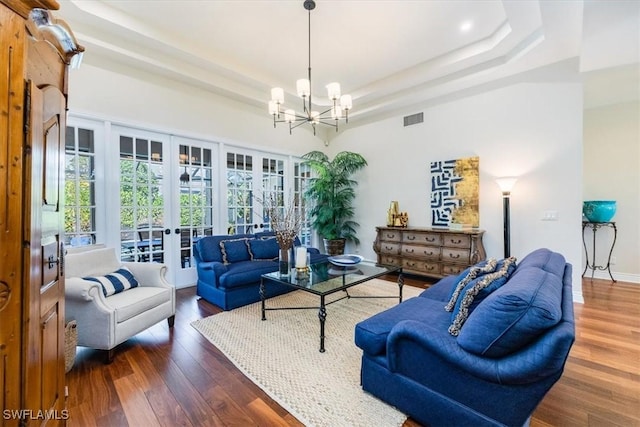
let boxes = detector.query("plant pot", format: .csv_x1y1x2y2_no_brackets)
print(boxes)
323,238,346,256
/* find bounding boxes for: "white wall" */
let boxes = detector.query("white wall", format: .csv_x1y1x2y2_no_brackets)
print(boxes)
583,101,640,283
67,63,325,154
329,82,585,301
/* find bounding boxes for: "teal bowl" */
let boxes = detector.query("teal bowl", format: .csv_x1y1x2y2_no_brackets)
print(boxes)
583,200,616,222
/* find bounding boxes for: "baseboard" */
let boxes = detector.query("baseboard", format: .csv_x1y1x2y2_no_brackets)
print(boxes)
583,270,640,284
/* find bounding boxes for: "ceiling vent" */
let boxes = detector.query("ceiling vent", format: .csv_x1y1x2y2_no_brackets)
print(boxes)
403,112,423,127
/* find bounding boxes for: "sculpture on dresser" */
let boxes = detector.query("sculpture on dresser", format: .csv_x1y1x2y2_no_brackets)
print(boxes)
387,201,409,228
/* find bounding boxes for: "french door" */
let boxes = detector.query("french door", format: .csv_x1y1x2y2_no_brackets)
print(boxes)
225,149,289,236
111,127,218,287
171,136,216,286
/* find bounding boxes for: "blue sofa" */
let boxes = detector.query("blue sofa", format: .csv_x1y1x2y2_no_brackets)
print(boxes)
193,232,327,310
354,248,575,427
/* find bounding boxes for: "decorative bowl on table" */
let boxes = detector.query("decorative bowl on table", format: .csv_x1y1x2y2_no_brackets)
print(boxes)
583,200,617,223
328,254,364,267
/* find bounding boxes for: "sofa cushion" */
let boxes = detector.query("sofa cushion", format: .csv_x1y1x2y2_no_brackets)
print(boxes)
220,238,251,264
457,266,564,357
218,260,279,289
355,297,452,356
448,257,517,336
444,259,497,312
107,286,172,323
248,238,279,261
83,267,138,297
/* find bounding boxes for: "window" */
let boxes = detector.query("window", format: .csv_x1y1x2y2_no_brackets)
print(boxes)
64,126,97,247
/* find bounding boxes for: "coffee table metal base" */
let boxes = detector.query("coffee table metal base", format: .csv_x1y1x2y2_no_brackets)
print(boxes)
260,273,404,352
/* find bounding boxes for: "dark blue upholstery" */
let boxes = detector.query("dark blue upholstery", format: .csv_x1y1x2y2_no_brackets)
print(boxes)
354,248,575,426
194,233,327,310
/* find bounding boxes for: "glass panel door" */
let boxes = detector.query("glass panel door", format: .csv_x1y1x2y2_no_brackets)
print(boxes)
261,156,286,232
172,136,216,287
226,151,255,234
117,132,168,264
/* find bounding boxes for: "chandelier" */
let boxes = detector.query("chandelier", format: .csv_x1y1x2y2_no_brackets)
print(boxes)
268,0,352,135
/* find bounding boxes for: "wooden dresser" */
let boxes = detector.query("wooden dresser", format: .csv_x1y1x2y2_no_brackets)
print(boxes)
373,226,486,279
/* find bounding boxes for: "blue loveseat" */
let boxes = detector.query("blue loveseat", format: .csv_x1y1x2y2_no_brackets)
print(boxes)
354,248,575,427
193,232,326,310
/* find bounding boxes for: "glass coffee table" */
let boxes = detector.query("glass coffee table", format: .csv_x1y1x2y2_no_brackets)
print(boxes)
260,260,403,352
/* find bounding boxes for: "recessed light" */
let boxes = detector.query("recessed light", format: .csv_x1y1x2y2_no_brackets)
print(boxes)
460,20,473,33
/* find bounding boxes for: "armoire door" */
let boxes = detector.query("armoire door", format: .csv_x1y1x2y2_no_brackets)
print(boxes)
22,81,67,425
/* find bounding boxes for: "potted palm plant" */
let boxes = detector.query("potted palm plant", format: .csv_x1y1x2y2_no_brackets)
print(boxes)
302,150,368,255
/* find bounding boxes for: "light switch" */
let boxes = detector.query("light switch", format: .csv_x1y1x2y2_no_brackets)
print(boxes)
542,210,558,221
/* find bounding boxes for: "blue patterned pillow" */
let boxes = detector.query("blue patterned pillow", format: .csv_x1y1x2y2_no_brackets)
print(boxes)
219,238,251,264
444,259,497,312
448,257,517,336
83,267,139,297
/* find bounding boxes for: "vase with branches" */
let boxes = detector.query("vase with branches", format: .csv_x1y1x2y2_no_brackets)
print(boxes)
258,193,303,275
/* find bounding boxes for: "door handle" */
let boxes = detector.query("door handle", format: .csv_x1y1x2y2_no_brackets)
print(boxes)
165,229,171,235
174,228,180,234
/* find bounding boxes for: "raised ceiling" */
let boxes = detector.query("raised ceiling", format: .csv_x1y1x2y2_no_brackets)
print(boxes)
57,0,638,136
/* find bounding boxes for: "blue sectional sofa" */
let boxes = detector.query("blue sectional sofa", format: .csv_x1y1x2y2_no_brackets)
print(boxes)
355,248,575,427
193,232,326,310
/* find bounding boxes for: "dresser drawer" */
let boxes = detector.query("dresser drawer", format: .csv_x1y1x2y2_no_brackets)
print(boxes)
441,263,467,276
380,229,402,242
401,244,439,260
442,247,471,264
442,234,471,248
378,255,401,267
380,242,401,255
402,259,440,275
402,231,442,245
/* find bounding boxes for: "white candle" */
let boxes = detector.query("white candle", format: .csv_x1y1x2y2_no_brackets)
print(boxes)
295,247,307,268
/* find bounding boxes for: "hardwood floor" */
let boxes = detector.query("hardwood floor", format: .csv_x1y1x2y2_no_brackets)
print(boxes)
66,276,640,427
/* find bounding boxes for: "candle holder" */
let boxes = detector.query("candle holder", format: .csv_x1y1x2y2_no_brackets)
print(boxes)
295,266,310,280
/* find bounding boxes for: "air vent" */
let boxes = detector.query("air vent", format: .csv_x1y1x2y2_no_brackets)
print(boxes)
403,112,423,127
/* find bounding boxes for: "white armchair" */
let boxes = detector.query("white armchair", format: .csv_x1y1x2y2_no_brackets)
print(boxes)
64,246,175,363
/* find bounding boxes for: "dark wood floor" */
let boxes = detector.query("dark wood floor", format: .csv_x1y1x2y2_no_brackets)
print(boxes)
66,275,640,427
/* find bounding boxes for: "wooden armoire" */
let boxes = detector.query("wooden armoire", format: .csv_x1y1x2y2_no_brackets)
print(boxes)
1,1,82,425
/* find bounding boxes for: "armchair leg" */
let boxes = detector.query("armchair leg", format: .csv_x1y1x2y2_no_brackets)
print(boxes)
104,348,115,364
167,315,175,328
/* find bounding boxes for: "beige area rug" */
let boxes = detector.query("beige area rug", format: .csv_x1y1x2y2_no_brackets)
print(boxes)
191,279,422,427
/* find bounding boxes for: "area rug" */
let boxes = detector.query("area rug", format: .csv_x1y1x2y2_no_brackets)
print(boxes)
191,279,422,427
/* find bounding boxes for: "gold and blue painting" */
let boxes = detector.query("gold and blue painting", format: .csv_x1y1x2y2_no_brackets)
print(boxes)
430,156,479,228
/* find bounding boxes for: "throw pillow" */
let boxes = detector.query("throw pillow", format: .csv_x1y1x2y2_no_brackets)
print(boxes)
444,259,497,312
83,267,139,297
247,238,279,261
219,238,251,264
448,256,517,336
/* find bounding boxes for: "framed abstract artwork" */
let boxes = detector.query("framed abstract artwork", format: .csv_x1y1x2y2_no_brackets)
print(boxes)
430,156,479,228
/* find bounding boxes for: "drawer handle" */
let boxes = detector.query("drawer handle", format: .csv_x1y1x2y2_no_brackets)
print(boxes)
386,233,396,238
448,253,461,259
449,239,462,244
407,236,415,240
423,251,434,256
405,248,414,253
385,245,394,250
427,265,435,271
426,237,435,242
408,262,416,267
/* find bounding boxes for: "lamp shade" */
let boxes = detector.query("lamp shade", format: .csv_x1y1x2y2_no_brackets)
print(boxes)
271,87,284,104
326,82,341,100
340,94,352,110
496,177,518,194
284,109,296,123
296,79,310,97
268,101,278,116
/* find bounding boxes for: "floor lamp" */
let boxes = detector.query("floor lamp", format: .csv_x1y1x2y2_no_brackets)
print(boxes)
496,177,517,258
